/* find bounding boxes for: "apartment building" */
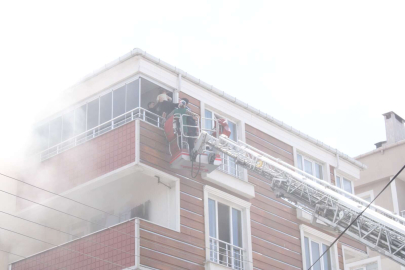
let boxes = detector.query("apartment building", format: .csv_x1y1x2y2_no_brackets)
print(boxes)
354,111,405,270
4,49,393,270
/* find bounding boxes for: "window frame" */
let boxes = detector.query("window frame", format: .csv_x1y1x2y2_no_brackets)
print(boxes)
344,255,381,270
300,225,339,270
356,190,375,204
296,152,325,180
335,174,354,194
33,74,174,154
204,186,252,270
204,108,244,180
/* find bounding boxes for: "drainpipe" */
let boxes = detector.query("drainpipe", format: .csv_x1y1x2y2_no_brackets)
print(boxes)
173,74,181,103
336,153,340,169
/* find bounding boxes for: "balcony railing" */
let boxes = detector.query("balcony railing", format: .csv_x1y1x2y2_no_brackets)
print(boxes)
39,107,164,161
209,237,244,270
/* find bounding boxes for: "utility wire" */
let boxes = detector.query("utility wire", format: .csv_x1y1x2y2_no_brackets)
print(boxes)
0,210,134,257
308,165,405,270
0,225,130,270
0,249,69,270
0,189,252,267
0,172,254,264
0,172,121,219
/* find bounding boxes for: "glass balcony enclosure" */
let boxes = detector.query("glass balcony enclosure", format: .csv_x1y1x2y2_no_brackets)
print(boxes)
33,77,168,160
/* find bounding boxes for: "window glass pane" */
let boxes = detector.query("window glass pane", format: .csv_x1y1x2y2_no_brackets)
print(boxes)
322,244,331,270
208,199,217,238
218,203,230,243
304,237,311,269
304,159,313,175
297,154,303,170
205,110,213,133
62,111,75,141
311,241,321,270
35,124,49,151
49,117,62,147
228,121,237,142
141,78,165,110
232,208,242,247
75,105,86,135
343,178,352,194
113,86,126,118
315,163,323,179
366,262,378,270
87,99,99,130
336,176,341,188
100,92,112,124
126,79,140,112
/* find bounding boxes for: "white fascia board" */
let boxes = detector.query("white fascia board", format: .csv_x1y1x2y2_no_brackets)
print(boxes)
138,58,362,178
61,48,366,171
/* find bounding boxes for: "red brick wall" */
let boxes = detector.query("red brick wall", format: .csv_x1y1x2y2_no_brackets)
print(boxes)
12,221,135,270
20,122,136,202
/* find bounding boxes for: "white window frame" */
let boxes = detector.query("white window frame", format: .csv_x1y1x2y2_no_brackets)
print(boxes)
296,152,325,180
204,108,244,180
300,225,339,270
335,174,354,194
356,190,375,204
204,185,252,270
344,256,381,270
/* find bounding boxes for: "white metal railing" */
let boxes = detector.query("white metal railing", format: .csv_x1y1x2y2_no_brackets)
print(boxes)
39,107,164,161
209,237,244,270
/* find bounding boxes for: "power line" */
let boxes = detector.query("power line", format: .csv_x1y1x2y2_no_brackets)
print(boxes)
0,249,69,270
0,173,253,263
0,172,254,265
0,225,131,270
0,172,121,219
0,210,135,257
308,165,405,270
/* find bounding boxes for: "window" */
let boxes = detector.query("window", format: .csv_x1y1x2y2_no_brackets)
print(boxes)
34,77,169,157
209,199,243,269
357,191,374,203
300,225,338,270
204,109,242,179
297,153,323,180
336,175,353,194
205,186,252,270
304,237,331,270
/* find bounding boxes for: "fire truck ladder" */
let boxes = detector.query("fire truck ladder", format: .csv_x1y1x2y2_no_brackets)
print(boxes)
194,132,405,266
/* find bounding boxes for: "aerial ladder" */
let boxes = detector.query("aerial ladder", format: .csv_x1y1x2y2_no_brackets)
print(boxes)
191,130,405,266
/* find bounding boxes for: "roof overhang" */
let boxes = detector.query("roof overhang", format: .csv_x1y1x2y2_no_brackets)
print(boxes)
65,48,367,170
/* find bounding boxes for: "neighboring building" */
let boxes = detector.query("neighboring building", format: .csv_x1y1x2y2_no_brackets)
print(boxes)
354,111,405,270
3,49,391,270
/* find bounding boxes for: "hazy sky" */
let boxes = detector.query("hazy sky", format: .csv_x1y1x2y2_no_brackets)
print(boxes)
1,0,404,159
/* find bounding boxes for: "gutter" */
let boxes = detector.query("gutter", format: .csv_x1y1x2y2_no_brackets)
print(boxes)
355,139,405,160
68,48,367,170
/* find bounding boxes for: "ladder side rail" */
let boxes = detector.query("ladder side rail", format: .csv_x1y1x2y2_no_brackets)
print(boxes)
213,134,405,231
236,137,405,224
197,132,405,265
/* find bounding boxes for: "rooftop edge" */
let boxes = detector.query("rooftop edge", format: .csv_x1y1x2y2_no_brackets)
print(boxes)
64,48,367,170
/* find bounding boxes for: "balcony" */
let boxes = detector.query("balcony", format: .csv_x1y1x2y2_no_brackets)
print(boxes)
39,107,164,162
10,218,205,270
209,237,244,270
